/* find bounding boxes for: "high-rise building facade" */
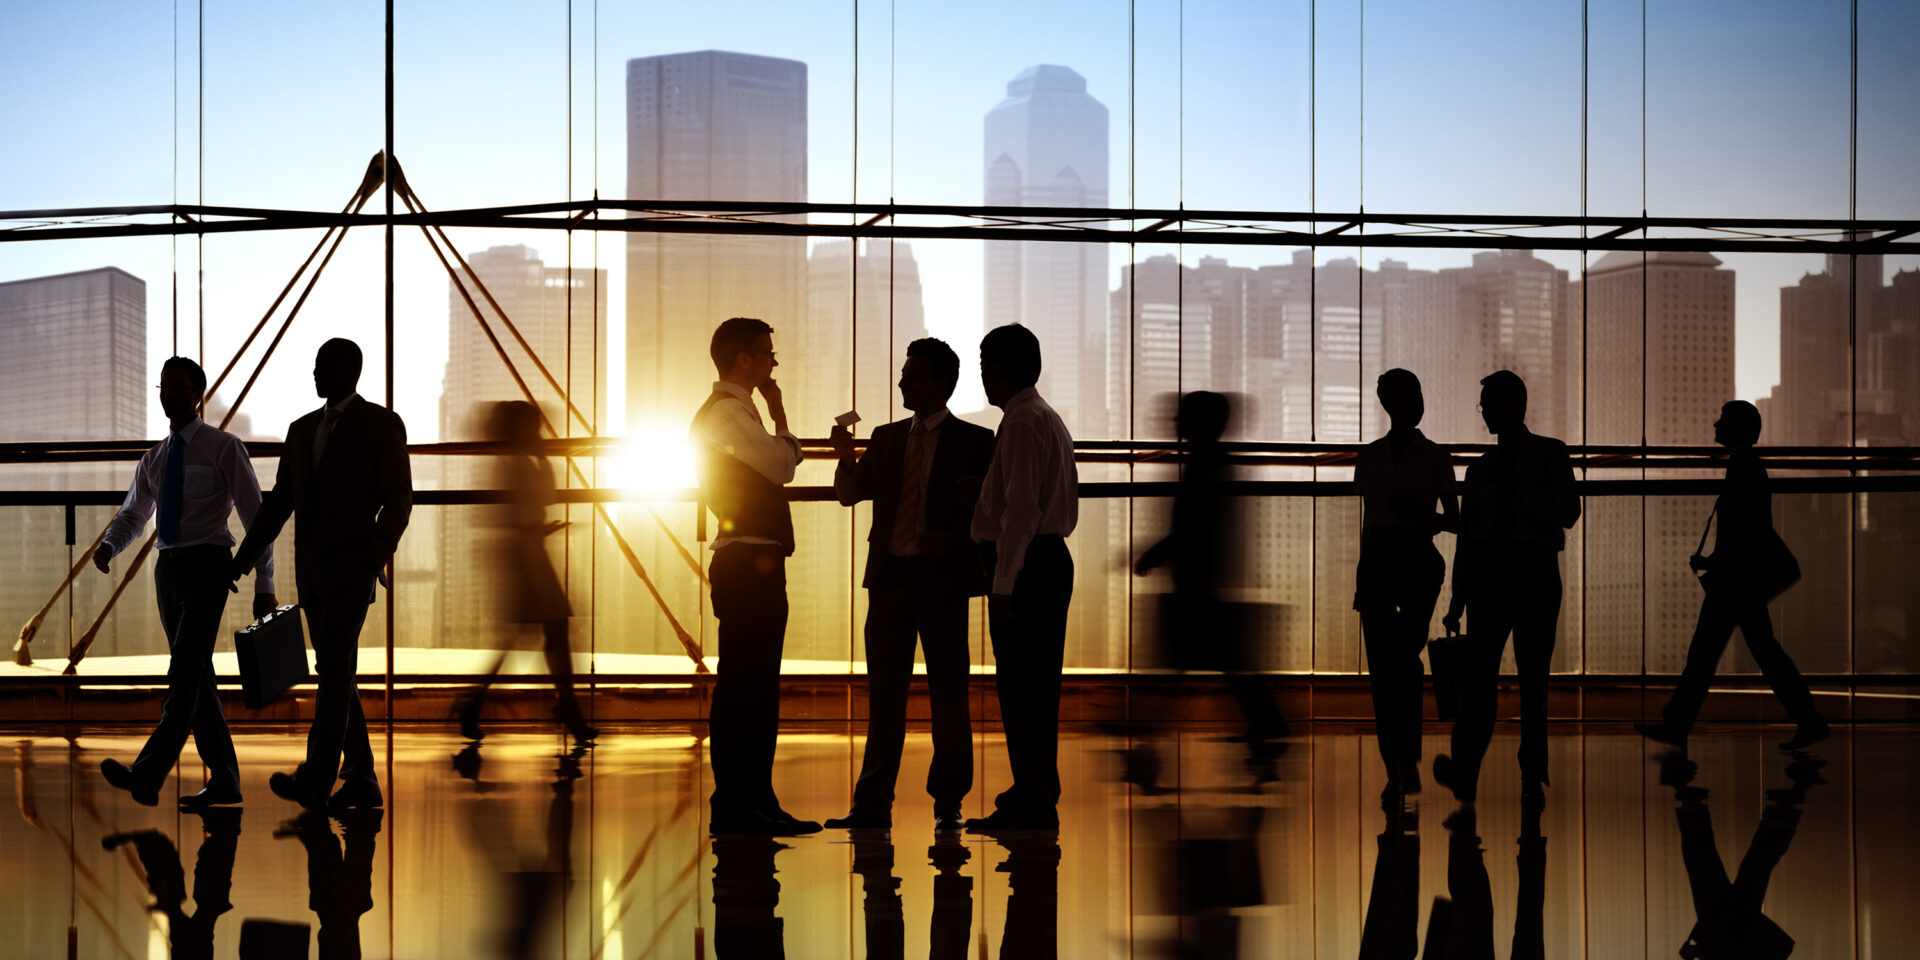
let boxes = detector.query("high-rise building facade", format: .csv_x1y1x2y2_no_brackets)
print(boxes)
984,64,1109,436
626,50,807,431
802,239,928,433
439,245,606,650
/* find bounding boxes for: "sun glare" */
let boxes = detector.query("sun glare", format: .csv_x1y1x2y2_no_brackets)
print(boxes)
617,423,699,499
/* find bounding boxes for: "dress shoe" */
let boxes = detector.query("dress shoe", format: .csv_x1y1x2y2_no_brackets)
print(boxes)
711,809,817,837
760,808,821,835
328,780,384,810
1778,720,1831,752
963,809,1058,833
1635,721,1688,748
178,785,243,808
268,771,328,812
555,699,599,745
824,809,891,830
100,759,159,807
1431,754,1475,804
934,811,965,832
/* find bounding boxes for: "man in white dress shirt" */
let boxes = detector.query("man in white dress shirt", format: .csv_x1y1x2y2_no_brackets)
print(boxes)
98,357,276,807
692,317,820,836
966,323,1078,832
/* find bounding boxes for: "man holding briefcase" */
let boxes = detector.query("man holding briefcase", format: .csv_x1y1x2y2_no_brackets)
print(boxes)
98,357,276,808
232,338,412,812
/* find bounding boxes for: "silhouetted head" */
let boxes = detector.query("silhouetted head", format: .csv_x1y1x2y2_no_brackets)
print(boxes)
1376,368,1424,431
979,323,1041,408
1478,370,1527,435
1714,400,1761,449
313,338,362,403
486,400,544,449
1175,391,1230,443
901,337,960,414
158,357,206,427
709,317,777,388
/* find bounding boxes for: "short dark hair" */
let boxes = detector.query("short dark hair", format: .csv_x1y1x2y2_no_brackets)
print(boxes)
161,356,207,395
1721,400,1762,446
318,337,363,381
905,337,961,385
1480,369,1527,413
1177,390,1231,442
979,323,1041,389
710,317,774,377
1376,367,1421,401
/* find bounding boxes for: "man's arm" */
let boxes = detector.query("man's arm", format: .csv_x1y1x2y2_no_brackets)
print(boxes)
222,437,276,595
369,412,414,573
987,419,1048,597
1551,440,1581,530
97,448,160,572
232,441,295,578
832,423,877,506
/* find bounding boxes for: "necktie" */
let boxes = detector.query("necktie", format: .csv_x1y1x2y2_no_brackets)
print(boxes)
158,433,185,544
891,423,927,554
314,405,342,464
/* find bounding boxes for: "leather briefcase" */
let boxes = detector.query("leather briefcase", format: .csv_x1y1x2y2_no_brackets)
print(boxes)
235,604,309,709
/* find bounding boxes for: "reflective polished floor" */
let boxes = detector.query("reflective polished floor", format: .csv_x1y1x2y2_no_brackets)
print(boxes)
4,720,1914,959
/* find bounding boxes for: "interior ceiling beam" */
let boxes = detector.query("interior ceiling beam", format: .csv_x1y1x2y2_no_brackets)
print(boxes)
6,201,1915,254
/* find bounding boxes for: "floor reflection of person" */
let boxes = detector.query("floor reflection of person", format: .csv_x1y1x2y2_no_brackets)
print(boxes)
1433,809,1496,960
457,400,597,745
711,835,789,958
1435,370,1579,810
1659,751,1822,960
1639,401,1829,753
851,831,905,960
1357,809,1419,960
928,833,973,960
1353,369,1457,806
281,808,383,960
102,807,241,960
993,833,1061,960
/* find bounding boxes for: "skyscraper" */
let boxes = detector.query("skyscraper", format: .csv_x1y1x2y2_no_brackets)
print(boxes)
626,50,807,431
802,239,928,432
439,244,606,650
984,64,1109,436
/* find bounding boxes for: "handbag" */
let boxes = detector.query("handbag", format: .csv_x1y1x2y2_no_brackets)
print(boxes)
235,604,310,710
1693,506,1801,602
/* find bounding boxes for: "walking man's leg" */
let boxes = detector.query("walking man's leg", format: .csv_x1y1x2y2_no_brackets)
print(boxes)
128,547,237,793
920,592,974,820
1663,596,1740,735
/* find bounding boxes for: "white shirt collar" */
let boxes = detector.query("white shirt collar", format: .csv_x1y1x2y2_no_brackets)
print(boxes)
912,408,949,432
172,416,205,443
712,380,754,403
323,393,360,417
1003,387,1040,411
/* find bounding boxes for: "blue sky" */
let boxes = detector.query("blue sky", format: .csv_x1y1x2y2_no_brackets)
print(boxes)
3,0,1914,439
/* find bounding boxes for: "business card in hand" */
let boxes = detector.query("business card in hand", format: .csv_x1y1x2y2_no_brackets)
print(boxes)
835,410,861,428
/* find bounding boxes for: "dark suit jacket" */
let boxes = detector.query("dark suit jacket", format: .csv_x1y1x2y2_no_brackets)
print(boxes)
235,397,413,605
835,413,994,596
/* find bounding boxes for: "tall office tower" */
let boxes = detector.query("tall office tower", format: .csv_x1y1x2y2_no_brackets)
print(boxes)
1383,250,1576,444
439,245,607,650
626,50,807,432
1109,254,1236,439
803,239,928,432
984,64,1109,436
1240,253,1396,444
0,267,147,658
1773,253,1886,445
1581,252,1736,671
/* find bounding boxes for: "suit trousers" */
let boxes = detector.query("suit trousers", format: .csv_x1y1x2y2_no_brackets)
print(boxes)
708,543,790,817
988,535,1073,816
1356,536,1445,777
851,556,974,816
132,544,241,790
300,584,379,793
1663,588,1822,732
1451,545,1562,793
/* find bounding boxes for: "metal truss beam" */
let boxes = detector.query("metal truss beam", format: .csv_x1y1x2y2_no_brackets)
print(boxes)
6,200,1917,253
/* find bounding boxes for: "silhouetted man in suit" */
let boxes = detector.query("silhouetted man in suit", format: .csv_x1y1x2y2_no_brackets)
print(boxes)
97,356,276,808
1639,401,1829,752
825,337,994,832
1434,370,1579,809
232,338,412,812
693,317,818,836
1353,369,1458,804
966,324,1077,833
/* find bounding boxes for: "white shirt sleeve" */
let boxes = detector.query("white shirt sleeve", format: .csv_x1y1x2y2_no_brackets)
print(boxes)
101,445,161,559
224,436,276,594
700,396,802,485
987,417,1048,595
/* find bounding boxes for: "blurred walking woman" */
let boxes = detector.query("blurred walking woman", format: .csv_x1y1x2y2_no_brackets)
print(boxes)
458,401,597,744
1639,401,1828,752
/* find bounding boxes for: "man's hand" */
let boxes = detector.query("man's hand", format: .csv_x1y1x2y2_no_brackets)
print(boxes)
253,593,279,620
829,423,856,461
92,547,113,575
1688,553,1709,574
989,593,1014,624
759,377,788,431
1441,606,1463,637
224,559,249,583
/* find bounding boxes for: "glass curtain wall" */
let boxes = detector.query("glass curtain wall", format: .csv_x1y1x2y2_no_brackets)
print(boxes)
1,0,1915,683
